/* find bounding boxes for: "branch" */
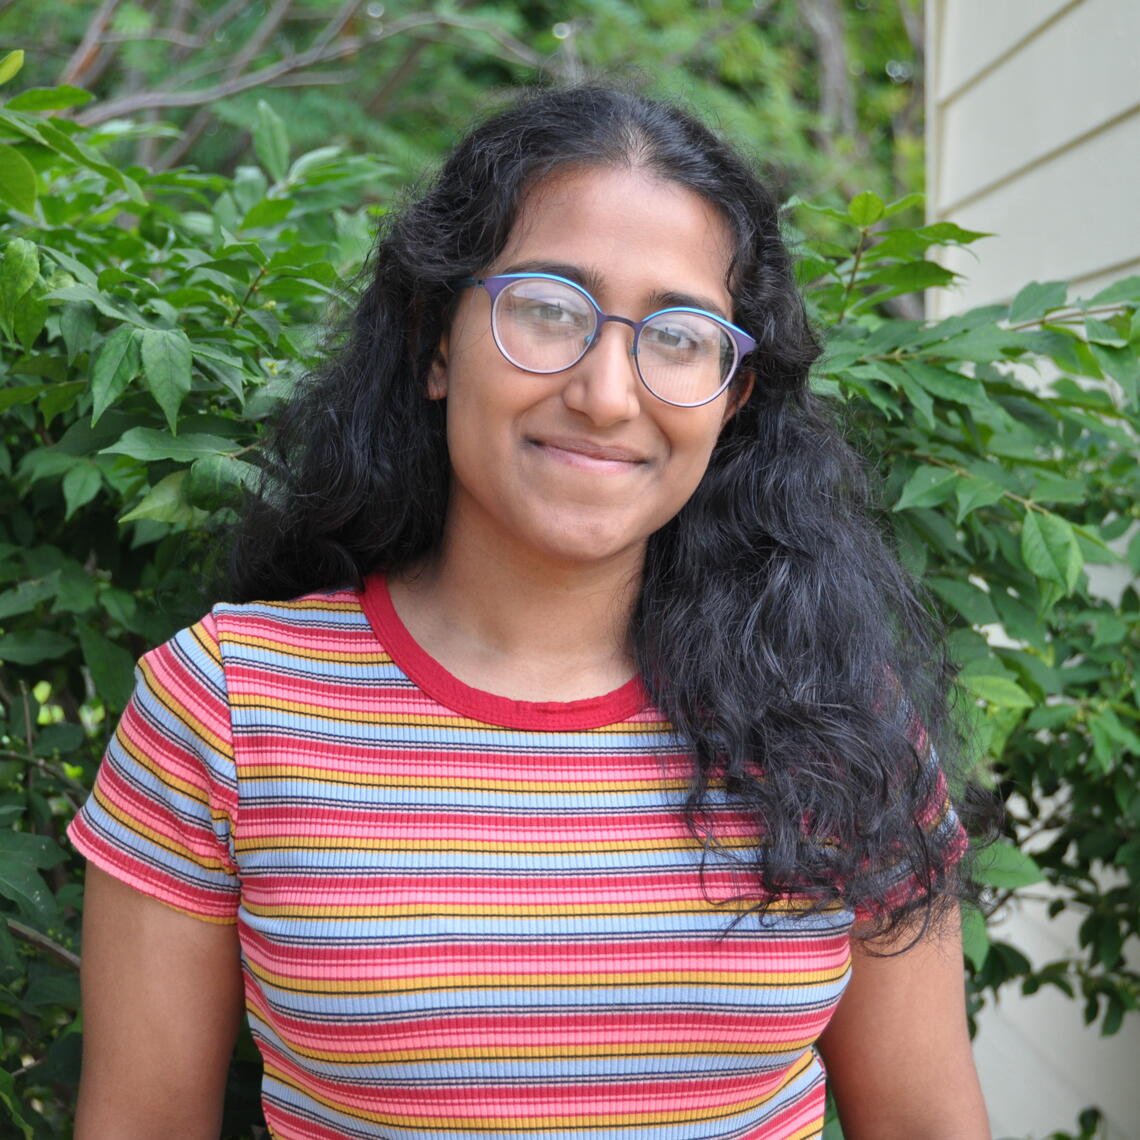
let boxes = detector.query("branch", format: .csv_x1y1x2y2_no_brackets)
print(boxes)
269,69,356,87
77,33,366,125
101,28,202,49
802,0,857,137
311,0,362,52
662,1,775,69
5,918,81,971
228,0,296,76
58,0,125,86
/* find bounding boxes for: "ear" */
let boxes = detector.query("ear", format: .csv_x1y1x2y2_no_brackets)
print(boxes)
721,371,755,425
427,334,449,400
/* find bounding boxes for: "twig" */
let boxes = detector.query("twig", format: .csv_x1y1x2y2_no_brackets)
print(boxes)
5,917,81,971
101,29,203,49
228,267,269,327
310,0,362,52
837,227,869,322
58,0,124,86
76,34,366,125
228,0,295,76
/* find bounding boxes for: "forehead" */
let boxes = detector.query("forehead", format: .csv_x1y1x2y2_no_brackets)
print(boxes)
493,165,735,312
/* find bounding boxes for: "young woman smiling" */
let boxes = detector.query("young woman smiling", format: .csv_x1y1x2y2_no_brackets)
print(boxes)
70,87,993,1140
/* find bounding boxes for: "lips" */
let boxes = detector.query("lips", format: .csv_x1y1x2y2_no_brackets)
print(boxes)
530,436,647,466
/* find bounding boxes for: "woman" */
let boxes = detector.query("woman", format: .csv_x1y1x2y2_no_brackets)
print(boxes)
71,87,991,1139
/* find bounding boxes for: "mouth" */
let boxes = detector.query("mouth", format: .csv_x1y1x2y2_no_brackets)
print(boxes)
529,436,648,471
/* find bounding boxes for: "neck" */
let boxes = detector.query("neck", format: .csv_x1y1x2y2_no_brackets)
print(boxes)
389,533,643,702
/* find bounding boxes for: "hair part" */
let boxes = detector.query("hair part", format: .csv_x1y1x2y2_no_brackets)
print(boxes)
228,84,994,938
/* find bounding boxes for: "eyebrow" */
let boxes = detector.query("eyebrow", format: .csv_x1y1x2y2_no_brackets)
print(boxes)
497,260,731,321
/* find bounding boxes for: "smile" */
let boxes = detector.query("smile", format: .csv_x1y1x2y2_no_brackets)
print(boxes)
529,437,648,472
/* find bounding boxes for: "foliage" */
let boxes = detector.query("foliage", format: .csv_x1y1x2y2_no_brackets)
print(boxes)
792,193,1140,1042
6,0,925,206
1,56,1139,1140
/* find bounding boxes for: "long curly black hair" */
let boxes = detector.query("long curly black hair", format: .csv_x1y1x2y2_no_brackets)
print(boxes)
228,85,993,939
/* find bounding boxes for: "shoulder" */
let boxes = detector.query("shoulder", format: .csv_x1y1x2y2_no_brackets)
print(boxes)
208,585,373,653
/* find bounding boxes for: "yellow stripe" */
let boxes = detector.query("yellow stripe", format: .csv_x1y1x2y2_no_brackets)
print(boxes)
242,896,825,921
239,765,690,794
138,655,233,761
93,784,234,873
229,692,668,733
252,1033,820,1065
233,835,755,854
223,632,394,664
247,962,847,995
263,1050,816,1129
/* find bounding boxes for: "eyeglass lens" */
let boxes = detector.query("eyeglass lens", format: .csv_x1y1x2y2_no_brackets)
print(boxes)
489,277,736,406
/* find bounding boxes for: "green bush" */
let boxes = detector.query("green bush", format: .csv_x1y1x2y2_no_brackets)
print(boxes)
1,60,1138,1137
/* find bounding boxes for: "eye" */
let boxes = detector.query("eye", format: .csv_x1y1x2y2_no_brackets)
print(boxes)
642,315,721,361
501,281,593,333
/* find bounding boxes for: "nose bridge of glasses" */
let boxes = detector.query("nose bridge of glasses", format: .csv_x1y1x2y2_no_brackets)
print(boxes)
588,312,640,356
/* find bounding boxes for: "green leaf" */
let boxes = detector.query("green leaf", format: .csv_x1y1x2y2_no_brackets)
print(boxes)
0,830,67,870
139,327,193,431
859,260,956,296
77,622,136,710
0,1065,36,1140
0,629,74,664
91,325,142,424
974,841,1044,888
0,236,39,335
0,857,59,930
60,300,97,362
0,574,58,621
1020,510,1083,592
0,49,24,85
242,197,293,229
902,360,990,409
102,426,237,463
847,190,884,227
959,672,1034,709
62,462,102,519
1007,280,1068,324
881,191,924,217
1128,528,1140,574
119,470,205,525
254,99,289,183
1086,274,1140,306
0,382,41,412
927,577,999,625
0,142,36,214
1084,317,1127,348
960,904,990,970
47,282,137,323
893,466,959,511
5,85,93,111
955,477,1006,522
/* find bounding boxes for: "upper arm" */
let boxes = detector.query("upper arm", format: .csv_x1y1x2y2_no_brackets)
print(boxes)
817,907,990,1140
75,865,245,1140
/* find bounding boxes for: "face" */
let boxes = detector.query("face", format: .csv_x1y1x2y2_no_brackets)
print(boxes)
429,165,747,575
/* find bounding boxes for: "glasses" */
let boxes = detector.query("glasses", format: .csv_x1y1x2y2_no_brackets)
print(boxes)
457,273,755,408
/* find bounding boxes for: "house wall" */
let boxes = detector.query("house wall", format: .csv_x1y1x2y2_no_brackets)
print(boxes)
925,2,1140,1137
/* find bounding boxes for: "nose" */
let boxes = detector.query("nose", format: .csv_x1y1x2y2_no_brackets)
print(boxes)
559,318,642,426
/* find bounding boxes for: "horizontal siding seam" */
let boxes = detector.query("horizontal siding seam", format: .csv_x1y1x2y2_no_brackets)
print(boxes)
933,0,1087,110
933,100,1140,218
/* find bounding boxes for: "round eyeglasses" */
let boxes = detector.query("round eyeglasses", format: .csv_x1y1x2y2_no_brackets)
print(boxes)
456,273,756,408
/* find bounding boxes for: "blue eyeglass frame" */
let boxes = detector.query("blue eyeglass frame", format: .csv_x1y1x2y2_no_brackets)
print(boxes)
456,272,756,408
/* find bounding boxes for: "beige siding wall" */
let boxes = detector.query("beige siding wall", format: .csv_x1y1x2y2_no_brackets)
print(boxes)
925,2,1140,1138
927,0,1140,316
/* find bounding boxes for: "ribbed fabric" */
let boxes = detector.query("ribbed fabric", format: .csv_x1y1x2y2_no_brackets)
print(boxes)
69,576,964,1140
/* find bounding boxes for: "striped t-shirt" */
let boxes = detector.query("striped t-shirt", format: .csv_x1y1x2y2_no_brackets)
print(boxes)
70,576,964,1140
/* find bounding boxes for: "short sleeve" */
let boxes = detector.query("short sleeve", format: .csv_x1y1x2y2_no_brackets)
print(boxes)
68,613,241,924
853,701,968,925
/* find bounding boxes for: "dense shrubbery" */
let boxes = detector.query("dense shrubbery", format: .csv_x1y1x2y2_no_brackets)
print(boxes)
1,59,1137,1138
